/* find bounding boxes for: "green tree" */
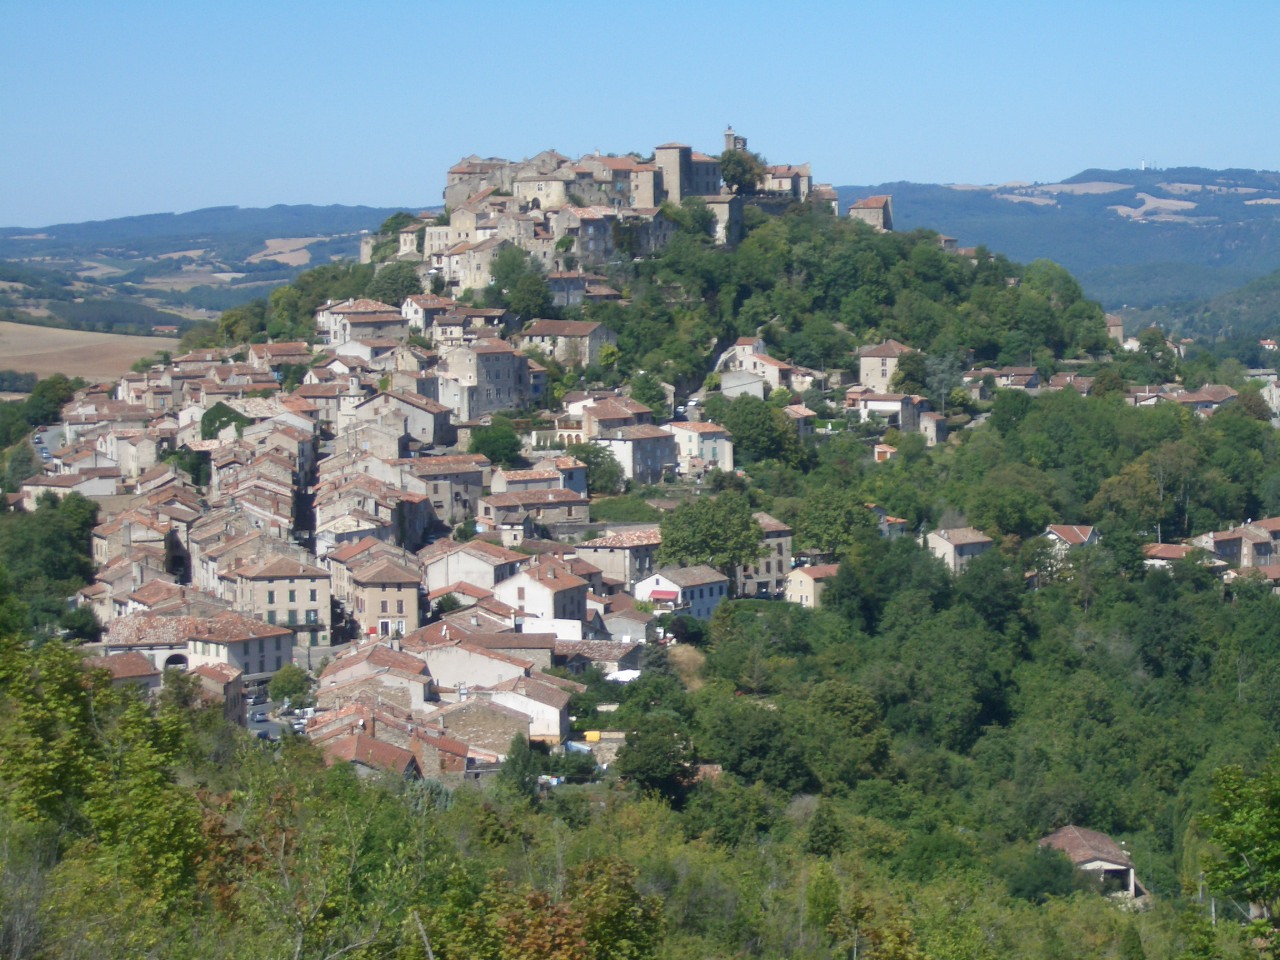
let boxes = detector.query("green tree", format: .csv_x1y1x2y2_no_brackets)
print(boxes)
805,799,848,857
497,733,539,802
469,421,523,466
1003,845,1081,903
614,712,694,804
509,272,552,319
714,393,804,466
794,485,876,554
366,261,423,306
3,443,37,492
566,442,626,495
490,245,536,293
719,149,767,195
268,662,310,706
628,372,668,413
24,374,77,426
658,491,763,584
1204,753,1280,941
379,211,416,235
891,351,928,395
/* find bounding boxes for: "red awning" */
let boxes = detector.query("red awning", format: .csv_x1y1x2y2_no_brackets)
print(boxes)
649,589,679,601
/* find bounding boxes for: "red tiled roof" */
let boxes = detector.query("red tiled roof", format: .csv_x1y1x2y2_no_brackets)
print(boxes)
86,651,159,680
522,319,601,338
1040,825,1132,868
323,733,419,776
188,611,293,645
858,338,913,359
1046,524,1096,546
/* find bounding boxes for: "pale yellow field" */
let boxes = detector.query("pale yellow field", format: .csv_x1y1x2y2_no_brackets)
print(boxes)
248,237,325,267
0,322,179,381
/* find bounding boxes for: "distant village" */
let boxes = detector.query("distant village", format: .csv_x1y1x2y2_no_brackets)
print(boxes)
42,130,1280,783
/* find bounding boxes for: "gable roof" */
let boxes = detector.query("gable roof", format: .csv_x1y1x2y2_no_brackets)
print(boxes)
188,611,293,645
577,527,662,549
931,526,992,547
85,651,160,680
323,733,420,777
522,319,601,338
1046,524,1096,546
350,556,421,586
656,565,728,588
236,557,331,580
1040,825,1133,868
858,338,914,359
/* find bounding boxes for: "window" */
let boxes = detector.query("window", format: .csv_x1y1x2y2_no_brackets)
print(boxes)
267,590,275,604
275,636,281,651
267,611,276,625
288,589,296,603
288,610,297,624
380,600,388,614
396,599,404,614
258,638,264,654
309,589,317,602
306,609,319,624
275,656,282,671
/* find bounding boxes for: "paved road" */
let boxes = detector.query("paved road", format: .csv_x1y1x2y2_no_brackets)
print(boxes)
247,700,288,741
34,424,64,465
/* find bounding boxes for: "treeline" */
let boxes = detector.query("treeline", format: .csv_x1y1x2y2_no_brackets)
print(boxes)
686,380,1279,560
0,261,81,301
46,298,190,334
0,371,37,393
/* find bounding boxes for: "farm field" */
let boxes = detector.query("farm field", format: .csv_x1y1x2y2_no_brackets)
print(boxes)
0,321,178,381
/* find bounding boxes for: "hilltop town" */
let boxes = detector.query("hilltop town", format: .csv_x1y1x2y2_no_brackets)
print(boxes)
362,128,840,283
31,128,1280,786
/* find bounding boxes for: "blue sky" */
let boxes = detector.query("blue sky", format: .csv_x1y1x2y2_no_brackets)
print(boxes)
3,0,1277,226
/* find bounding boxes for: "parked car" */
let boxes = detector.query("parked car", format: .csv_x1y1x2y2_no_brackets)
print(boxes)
250,710,267,723
291,719,307,734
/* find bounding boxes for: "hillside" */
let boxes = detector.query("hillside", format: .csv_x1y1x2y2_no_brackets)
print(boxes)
837,167,1280,309
4,198,1280,958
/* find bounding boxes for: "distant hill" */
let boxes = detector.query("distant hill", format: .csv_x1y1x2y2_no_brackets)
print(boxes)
1122,263,1280,343
0,203,415,260
0,203,419,330
836,167,1280,309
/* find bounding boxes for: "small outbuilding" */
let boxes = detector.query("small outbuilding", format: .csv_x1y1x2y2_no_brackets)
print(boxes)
1039,825,1147,900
